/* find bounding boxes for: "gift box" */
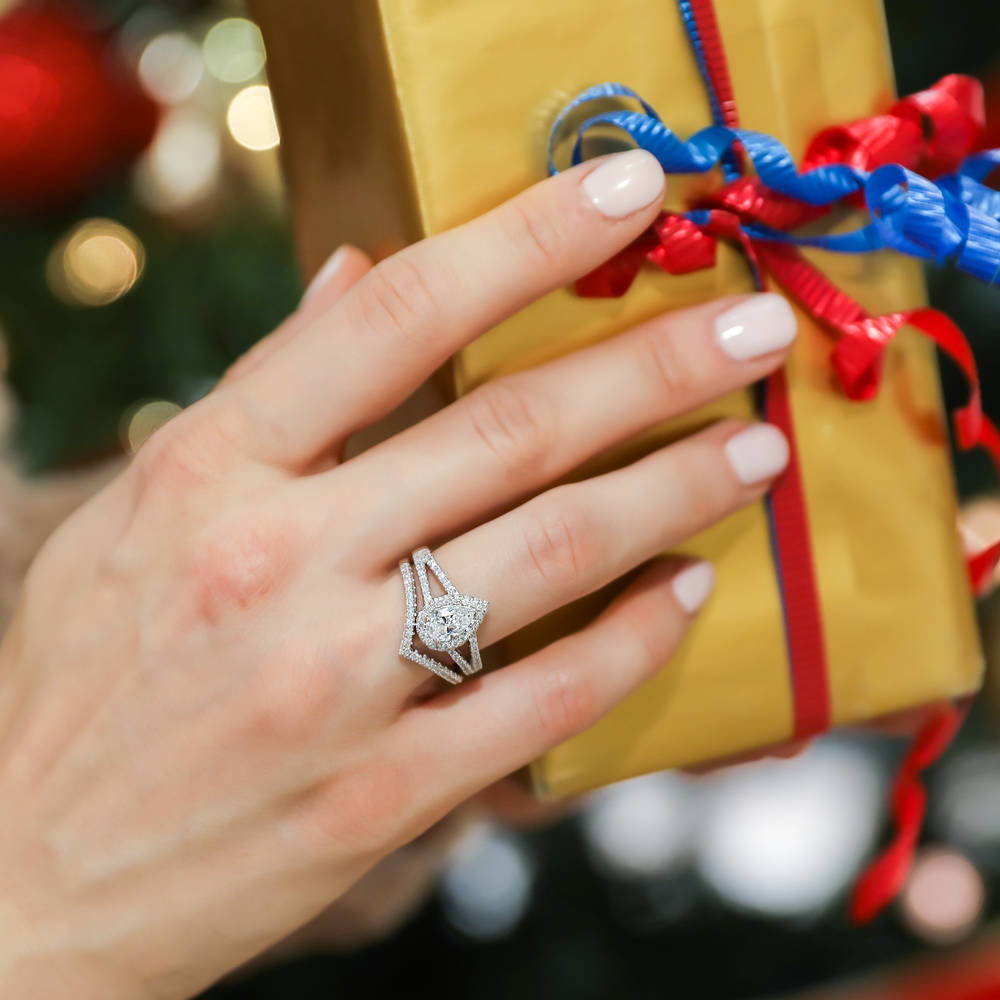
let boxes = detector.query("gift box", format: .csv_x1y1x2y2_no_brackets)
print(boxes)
254,0,984,799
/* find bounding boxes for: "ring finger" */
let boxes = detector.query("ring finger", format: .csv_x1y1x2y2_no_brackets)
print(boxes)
386,417,788,693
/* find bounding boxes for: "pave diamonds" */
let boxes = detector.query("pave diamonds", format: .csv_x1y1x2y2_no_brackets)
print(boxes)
399,548,488,684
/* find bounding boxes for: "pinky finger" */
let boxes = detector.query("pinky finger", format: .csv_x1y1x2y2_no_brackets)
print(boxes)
221,245,373,385
394,558,715,806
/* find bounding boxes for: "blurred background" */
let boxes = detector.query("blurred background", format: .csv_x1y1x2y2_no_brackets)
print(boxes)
2,1,1000,998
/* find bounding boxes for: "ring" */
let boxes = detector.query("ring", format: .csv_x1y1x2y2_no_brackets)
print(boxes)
399,547,489,685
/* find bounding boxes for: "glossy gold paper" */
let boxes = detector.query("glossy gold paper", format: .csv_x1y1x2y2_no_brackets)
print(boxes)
256,0,983,798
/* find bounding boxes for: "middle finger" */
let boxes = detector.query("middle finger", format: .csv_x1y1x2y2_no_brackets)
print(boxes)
341,292,796,562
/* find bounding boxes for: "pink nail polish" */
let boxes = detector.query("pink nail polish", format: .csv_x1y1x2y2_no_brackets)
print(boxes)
582,150,665,219
715,294,797,361
724,425,790,484
301,246,348,304
672,561,715,614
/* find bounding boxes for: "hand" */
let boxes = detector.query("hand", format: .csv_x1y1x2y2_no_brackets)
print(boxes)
0,149,795,999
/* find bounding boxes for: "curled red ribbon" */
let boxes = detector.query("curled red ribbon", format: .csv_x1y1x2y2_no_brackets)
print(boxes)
851,702,968,924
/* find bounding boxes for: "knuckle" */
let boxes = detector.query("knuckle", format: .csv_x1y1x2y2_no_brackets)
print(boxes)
676,443,740,526
302,757,416,857
521,495,596,590
244,682,313,747
180,513,302,626
244,662,339,746
503,198,565,267
465,379,550,479
639,325,696,402
327,613,383,673
606,615,669,675
531,668,601,745
241,599,385,745
134,419,213,496
357,252,441,347
132,403,248,498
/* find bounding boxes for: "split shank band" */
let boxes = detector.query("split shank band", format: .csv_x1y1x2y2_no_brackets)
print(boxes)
399,548,489,685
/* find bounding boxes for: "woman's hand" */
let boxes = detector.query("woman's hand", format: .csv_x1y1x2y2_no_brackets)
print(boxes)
0,149,795,999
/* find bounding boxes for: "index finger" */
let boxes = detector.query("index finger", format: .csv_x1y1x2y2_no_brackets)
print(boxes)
229,149,665,469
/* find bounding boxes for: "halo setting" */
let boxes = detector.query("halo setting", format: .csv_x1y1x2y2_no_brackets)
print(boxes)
399,548,489,685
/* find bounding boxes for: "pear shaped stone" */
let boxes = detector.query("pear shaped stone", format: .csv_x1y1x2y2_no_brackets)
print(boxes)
416,596,485,651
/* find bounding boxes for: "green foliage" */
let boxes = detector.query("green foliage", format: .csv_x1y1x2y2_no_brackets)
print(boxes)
0,184,300,472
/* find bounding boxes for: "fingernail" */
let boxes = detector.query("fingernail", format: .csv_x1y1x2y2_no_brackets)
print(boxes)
301,246,348,304
582,149,664,219
672,561,715,614
715,294,797,361
724,425,790,484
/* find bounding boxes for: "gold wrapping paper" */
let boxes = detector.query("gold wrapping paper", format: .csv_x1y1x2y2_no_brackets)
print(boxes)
255,0,983,798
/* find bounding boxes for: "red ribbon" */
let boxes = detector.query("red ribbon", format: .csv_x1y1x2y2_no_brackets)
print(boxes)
760,361,832,740
850,702,967,923
693,0,833,748
578,12,999,920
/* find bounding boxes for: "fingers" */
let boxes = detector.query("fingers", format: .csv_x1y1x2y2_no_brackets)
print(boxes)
224,150,666,468
473,778,581,829
220,246,373,385
959,499,1000,552
391,557,712,804
393,419,786,654
959,499,1000,595
298,245,375,318
345,292,795,557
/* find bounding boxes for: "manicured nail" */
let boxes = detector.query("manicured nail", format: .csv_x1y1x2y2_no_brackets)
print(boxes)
672,561,715,614
301,246,349,304
715,294,797,361
724,425,790,484
582,149,664,219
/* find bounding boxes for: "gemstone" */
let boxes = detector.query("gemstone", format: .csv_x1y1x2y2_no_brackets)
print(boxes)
416,597,483,651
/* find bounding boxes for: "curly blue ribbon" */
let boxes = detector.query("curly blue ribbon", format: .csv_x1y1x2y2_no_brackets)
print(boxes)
548,83,1000,285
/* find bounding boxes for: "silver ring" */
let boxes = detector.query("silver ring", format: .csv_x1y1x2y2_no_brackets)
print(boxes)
399,547,489,685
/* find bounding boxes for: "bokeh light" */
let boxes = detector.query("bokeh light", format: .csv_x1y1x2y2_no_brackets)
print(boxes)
696,741,882,918
441,826,533,940
935,748,1000,854
203,18,266,83
138,31,203,104
226,84,279,151
121,399,183,455
47,219,145,307
583,773,697,879
901,847,985,945
135,108,222,212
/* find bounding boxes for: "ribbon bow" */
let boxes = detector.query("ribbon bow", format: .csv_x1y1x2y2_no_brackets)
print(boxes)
549,75,1000,489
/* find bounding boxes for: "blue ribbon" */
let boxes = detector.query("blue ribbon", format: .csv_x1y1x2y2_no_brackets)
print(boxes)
548,83,1000,285
674,0,741,182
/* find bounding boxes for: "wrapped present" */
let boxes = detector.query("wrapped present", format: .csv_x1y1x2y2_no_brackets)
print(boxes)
255,0,1000,913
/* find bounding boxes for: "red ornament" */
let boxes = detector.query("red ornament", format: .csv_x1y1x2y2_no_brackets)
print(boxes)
0,1,158,212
